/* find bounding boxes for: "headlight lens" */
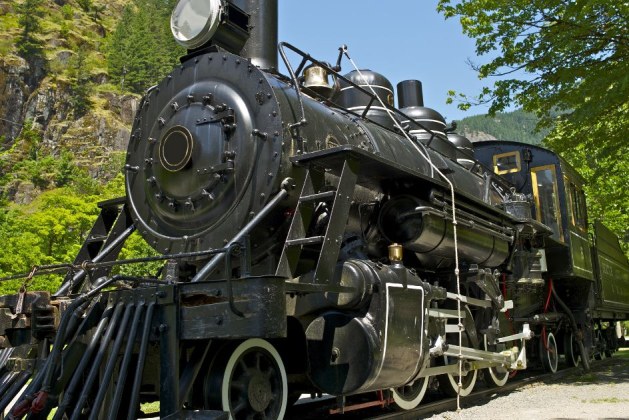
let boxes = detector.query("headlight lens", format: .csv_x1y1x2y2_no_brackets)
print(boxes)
171,0,222,49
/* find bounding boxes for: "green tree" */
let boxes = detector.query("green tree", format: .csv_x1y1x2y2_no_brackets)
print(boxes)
0,122,100,196
107,0,184,94
77,0,93,13
438,0,629,252
16,0,46,58
68,45,93,117
0,188,100,293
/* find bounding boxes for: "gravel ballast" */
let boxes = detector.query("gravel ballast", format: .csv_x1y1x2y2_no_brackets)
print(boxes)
427,348,629,420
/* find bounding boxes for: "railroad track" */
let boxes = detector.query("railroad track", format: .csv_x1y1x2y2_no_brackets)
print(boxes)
287,358,620,420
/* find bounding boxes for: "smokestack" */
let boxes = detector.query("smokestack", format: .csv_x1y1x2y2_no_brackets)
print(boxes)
233,0,278,70
397,80,424,108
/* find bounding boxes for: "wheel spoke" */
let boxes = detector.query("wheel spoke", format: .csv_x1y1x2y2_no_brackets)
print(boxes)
256,351,263,371
265,365,276,380
232,399,248,415
211,339,287,419
239,358,249,373
230,377,247,393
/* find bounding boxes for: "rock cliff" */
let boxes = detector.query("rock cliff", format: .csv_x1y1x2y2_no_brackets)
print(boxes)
0,0,136,194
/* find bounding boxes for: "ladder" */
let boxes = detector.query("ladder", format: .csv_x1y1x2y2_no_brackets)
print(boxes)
277,159,358,284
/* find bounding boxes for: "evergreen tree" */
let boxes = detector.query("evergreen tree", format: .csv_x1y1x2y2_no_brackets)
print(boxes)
16,0,46,59
107,0,184,94
69,46,93,117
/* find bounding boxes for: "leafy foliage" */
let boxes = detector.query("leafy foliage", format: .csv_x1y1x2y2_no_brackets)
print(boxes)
545,111,629,255
0,121,94,193
438,1,628,126
0,188,102,294
107,0,184,94
438,0,629,252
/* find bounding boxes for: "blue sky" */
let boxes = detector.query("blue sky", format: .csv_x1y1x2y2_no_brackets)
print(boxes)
277,1,488,122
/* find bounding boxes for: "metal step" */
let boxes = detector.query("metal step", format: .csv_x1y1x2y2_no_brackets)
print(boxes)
285,236,325,247
299,190,336,203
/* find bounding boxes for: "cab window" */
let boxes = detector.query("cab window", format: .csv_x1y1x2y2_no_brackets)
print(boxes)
531,165,563,242
565,178,588,232
493,151,521,174
577,189,588,228
567,182,587,231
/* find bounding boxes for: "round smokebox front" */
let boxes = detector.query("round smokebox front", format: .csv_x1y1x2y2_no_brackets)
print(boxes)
125,52,282,255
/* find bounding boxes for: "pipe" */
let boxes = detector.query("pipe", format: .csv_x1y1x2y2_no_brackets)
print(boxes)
192,187,289,282
550,283,591,371
0,372,17,398
70,304,125,419
89,303,136,420
108,303,145,419
0,371,30,412
54,224,136,297
397,80,424,108
53,306,115,420
127,302,156,419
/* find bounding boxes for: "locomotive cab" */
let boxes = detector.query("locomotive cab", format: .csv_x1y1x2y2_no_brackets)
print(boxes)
474,141,594,281
475,140,629,364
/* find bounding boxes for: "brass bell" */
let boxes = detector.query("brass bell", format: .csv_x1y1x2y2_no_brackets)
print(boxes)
303,65,334,96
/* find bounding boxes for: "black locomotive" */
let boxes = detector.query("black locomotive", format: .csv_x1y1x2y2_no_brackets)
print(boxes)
1,1,628,418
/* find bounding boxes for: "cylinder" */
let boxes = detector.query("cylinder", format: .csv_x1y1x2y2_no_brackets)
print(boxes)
397,80,424,108
378,196,510,268
236,0,278,69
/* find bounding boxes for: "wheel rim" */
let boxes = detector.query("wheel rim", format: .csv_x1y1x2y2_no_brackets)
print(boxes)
483,335,508,387
440,359,477,397
595,330,607,360
541,331,559,373
391,376,430,410
210,339,287,420
438,309,478,397
564,331,581,367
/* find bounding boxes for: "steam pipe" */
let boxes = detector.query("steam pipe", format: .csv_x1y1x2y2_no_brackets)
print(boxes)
89,303,136,420
127,302,155,419
108,303,145,419
550,282,591,372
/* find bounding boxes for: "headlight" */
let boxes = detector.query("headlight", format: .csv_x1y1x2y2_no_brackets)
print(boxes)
171,0,223,49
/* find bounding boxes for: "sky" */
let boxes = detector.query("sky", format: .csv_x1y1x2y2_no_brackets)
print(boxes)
277,1,489,123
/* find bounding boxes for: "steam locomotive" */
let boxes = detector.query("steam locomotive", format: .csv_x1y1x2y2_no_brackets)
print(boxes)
1,0,628,419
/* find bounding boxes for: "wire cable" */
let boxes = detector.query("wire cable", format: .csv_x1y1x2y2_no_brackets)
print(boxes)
343,47,464,412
